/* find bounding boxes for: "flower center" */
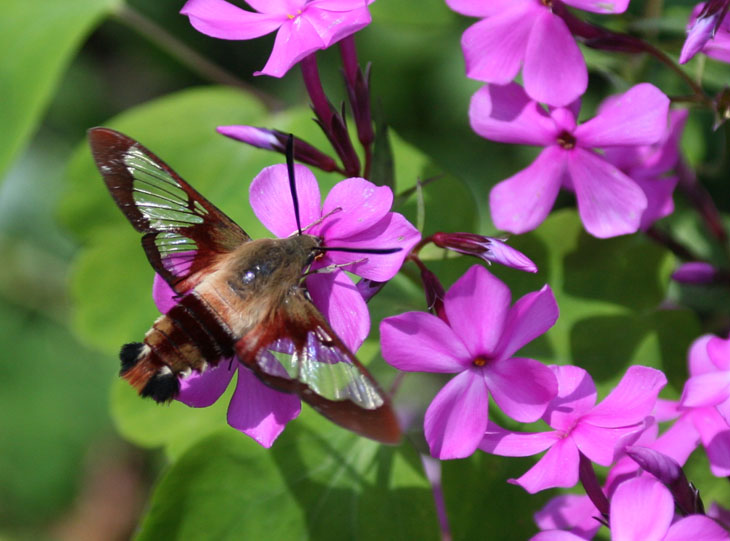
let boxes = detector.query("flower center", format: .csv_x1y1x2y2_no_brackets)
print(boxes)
557,130,576,149
540,0,553,7
287,9,302,19
472,356,489,367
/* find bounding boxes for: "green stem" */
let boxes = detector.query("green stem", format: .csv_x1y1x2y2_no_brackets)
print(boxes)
113,4,282,111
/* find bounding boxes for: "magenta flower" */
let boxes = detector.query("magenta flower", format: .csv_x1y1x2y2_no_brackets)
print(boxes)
153,274,301,447
680,1,730,64
660,335,730,477
380,265,559,459
604,109,688,231
534,493,602,540
446,0,630,106
470,82,670,237
480,364,667,493
610,477,729,540
681,333,730,423
251,164,420,350
181,0,373,77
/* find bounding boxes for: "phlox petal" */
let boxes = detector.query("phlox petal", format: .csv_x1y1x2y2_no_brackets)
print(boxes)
569,148,646,238
585,366,667,427
318,177,393,238
574,84,670,147
258,16,326,77
689,334,717,375
634,175,677,231
573,420,646,466
680,9,717,64
487,357,558,422
707,335,730,370
304,4,372,47
380,312,470,373
446,0,524,17
534,494,601,540
245,0,300,13
511,438,580,493
469,82,556,146
531,531,586,541
692,408,730,476
321,212,420,281
543,365,597,429
524,10,587,106
444,265,510,357
486,238,538,272
681,372,730,408
461,8,535,85
177,360,236,407
493,285,559,361
610,477,673,541
652,413,700,466
562,0,630,13
490,146,566,234
152,272,177,314
181,0,284,39
250,164,321,237
664,515,730,541
480,422,559,456
227,367,301,448
306,270,369,352
425,370,489,459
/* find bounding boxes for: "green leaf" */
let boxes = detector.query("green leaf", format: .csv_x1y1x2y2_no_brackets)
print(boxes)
0,0,121,182
0,299,113,526
136,413,439,541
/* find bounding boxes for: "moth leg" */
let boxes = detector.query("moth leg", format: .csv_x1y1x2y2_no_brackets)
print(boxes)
304,257,368,276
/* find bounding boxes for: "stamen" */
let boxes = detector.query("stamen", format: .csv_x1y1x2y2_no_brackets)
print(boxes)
557,130,576,150
473,357,488,367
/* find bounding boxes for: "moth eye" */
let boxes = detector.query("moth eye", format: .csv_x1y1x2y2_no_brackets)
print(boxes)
242,269,257,284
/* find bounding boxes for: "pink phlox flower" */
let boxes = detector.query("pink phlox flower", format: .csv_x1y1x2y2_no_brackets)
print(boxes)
609,476,730,540
153,274,301,448
250,164,420,351
680,1,730,64
681,333,730,422
534,493,603,540
446,0,630,107
181,0,373,77
603,109,688,231
709,502,730,529
653,335,730,477
470,82,670,238
480,364,667,493
380,264,559,459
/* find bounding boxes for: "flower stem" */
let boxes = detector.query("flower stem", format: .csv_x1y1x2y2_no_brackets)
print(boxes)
113,4,281,111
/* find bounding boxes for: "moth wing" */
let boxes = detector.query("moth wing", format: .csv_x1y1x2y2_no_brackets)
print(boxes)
235,290,401,445
88,127,251,294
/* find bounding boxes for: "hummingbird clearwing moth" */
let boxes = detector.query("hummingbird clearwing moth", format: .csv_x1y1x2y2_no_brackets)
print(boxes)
88,127,401,444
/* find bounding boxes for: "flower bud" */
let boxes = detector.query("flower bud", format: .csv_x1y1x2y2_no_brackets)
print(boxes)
431,233,537,273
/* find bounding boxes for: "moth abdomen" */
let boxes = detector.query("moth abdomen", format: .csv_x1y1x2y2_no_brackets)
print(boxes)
119,291,236,402
140,366,180,403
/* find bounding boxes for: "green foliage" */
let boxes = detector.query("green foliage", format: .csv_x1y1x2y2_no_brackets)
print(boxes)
0,299,113,527
136,415,438,540
0,0,122,183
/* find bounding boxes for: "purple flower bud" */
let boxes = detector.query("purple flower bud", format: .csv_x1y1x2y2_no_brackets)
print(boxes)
416,262,447,323
671,262,718,284
626,446,704,515
217,126,339,173
356,278,385,303
431,232,538,273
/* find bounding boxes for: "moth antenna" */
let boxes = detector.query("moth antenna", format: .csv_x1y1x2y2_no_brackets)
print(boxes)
286,134,303,236
316,246,402,255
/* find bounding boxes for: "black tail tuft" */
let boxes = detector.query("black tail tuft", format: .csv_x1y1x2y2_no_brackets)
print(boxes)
140,370,180,403
119,342,145,375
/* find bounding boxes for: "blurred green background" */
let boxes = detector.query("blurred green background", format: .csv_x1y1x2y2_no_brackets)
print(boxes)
2,0,730,539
